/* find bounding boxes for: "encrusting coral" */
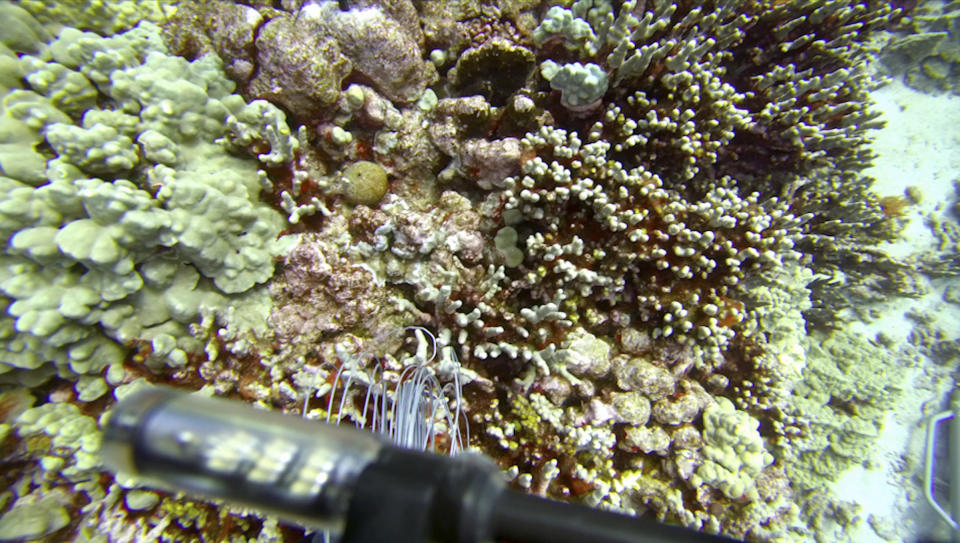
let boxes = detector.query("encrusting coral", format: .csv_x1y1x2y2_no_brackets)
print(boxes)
0,0,936,541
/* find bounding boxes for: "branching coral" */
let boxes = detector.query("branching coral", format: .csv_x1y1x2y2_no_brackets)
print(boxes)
496,125,805,359
521,0,905,329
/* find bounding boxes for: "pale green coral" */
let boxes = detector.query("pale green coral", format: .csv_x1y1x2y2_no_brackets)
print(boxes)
532,0,636,58
222,97,300,167
17,0,176,35
494,226,524,267
0,3,50,55
0,402,103,540
17,402,102,475
540,60,609,108
690,397,773,500
19,56,98,116
533,5,599,54
0,92,70,185
774,329,912,492
532,0,740,95
0,16,294,517
45,122,139,175
0,495,70,540
0,19,294,385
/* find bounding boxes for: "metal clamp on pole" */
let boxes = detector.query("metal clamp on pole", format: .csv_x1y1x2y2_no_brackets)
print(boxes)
102,385,740,543
924,390,960,539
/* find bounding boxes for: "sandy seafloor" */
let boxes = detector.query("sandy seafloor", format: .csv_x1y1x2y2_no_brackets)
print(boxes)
825,79,960,542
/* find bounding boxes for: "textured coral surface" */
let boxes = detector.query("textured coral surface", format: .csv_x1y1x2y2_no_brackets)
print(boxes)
1,0,957,542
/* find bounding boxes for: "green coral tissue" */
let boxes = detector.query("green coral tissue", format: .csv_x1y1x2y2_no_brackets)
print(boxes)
0,13,293,386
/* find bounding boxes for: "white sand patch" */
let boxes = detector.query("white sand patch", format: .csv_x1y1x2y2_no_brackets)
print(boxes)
825,80,960,542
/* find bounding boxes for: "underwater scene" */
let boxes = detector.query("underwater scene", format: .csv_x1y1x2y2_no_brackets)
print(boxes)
0,0,959,541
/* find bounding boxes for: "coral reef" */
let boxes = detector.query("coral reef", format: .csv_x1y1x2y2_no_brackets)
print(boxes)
0,0,935,541
0,13,291,377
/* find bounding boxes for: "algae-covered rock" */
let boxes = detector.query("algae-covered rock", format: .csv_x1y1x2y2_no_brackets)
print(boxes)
247,14,351,119
323,3,435,103
882,2,960,94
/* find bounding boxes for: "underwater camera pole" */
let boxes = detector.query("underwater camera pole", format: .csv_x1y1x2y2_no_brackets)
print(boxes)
925,389,960,542
101,386,739,543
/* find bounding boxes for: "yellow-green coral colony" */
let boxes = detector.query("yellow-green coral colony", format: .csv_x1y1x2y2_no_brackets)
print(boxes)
341,160,388,206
